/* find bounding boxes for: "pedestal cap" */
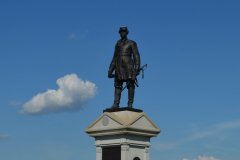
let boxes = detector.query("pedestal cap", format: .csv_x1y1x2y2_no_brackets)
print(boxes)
85,109,161,137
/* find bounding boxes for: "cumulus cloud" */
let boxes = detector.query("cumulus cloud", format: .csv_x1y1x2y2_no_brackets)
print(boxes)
0,135,10,139
19,74,97,115
183,155,219,160
197,155,219,160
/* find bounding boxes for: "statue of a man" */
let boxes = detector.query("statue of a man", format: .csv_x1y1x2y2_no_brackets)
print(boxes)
108,27,140,109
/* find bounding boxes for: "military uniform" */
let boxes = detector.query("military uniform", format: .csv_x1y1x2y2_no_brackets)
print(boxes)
109,38,140,81
108,29,140,108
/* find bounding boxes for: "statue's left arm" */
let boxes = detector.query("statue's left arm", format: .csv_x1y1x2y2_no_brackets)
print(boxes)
132,41,140,74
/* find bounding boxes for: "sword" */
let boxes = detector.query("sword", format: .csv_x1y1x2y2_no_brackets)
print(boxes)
121,64,147,92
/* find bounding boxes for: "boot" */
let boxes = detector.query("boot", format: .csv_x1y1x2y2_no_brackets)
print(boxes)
127,86,134,108
109,87,121,109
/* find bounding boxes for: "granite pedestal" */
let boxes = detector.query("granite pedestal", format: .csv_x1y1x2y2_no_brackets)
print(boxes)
85,108,161,160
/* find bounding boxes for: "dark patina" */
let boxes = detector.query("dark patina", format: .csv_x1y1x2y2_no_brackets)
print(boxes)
108,27,142,109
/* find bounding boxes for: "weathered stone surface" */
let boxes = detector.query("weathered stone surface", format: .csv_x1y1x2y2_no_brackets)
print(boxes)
85,110,161,137
86,110,161,160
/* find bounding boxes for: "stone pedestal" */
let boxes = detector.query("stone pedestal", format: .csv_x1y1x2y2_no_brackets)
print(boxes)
85,108,161,160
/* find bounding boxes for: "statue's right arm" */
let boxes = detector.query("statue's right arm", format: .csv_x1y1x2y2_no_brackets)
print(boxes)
108,45,117,76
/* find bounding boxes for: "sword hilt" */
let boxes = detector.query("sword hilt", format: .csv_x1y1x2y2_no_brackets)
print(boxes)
140,64,147,79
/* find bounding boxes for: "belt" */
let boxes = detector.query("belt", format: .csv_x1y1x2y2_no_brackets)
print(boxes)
117,53,131,56
118,55,131,57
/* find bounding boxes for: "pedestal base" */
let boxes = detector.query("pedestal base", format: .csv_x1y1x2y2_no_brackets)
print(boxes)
95,135,150,160
85,110,160,160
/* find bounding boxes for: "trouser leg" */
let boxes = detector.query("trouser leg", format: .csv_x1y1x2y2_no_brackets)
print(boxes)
109,81,122,109
127,80,135,108
113,86,122,106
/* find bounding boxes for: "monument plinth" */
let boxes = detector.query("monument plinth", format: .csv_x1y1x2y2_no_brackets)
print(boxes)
85,109,161,160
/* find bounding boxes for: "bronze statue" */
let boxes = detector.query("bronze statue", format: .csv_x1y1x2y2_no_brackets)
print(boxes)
108,27,141,109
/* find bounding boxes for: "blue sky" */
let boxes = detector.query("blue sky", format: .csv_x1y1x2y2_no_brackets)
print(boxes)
0,0,240,160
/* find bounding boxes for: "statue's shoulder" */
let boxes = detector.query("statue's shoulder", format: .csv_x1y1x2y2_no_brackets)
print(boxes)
115,39,137,46
115,39,121,46
126,39,137,46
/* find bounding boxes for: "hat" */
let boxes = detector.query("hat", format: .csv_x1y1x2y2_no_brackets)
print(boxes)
119,26,129,33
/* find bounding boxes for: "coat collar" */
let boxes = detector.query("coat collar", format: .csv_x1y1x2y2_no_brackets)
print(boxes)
117,38,128,46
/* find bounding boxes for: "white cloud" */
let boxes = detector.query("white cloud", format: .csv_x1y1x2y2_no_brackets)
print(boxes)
81,30,89,38
68,33,77,39
153,120,240,151
19,74,97,115
8,100,22,108
183,155,219,160
204,143,237,151
68,31,89,39
197,155,219,160
214,120,240,130
0,135,10,139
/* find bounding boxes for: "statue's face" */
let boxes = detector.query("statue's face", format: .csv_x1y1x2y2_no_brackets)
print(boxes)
119,30,128,39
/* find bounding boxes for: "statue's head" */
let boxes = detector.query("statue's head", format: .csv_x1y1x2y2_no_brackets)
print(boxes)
119,26,129,39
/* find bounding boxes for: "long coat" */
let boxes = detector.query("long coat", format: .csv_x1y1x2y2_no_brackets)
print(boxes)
109,38,140,81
